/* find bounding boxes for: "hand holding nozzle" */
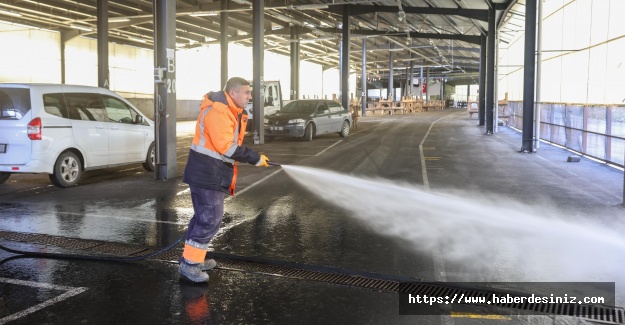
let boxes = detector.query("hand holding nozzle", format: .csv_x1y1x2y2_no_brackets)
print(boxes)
256,154,270,167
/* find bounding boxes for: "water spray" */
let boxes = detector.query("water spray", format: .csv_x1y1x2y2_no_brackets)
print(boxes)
280,165,625,291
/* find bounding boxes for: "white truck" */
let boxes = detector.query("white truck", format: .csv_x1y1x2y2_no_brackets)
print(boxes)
244,80,283,124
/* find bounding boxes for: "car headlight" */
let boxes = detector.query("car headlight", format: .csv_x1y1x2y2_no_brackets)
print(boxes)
288,119,305,124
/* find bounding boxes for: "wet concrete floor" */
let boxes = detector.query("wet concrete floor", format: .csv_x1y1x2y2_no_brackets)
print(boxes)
1,109,623,324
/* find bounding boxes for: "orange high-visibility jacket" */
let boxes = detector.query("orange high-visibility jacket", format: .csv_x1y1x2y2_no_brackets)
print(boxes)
183,91,260,195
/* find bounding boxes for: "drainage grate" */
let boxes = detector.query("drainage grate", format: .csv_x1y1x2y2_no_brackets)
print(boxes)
217,258,401,291
1,230,623,324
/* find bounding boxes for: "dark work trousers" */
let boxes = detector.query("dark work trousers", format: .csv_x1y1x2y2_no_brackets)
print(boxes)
185,185,226,246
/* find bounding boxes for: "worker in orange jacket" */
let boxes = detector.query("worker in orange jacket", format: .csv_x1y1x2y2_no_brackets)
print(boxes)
180,77,270,283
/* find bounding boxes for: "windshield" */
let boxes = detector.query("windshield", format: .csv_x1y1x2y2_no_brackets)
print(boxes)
281,101,316,114
0,88,31,120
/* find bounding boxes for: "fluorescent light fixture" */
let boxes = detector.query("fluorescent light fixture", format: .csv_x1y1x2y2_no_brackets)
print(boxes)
109,17,131,22
300,36,334,43
292,3,329,10
70,24,93,31
189,11,219,17
0,9,22,17
128,36,147,43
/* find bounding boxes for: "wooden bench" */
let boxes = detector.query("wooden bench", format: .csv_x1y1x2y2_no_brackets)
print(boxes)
364,101,403,115
401,97,424,113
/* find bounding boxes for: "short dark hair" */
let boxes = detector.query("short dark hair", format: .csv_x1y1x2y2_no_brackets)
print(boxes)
224,77,250,93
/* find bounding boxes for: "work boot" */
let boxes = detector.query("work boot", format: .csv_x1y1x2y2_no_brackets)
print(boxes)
179,260,209,283
200,259,217,271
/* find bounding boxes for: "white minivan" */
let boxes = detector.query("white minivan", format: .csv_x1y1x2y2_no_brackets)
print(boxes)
0,83,155,188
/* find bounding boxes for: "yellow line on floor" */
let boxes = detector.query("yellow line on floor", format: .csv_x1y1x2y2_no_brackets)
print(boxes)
450,312,512,320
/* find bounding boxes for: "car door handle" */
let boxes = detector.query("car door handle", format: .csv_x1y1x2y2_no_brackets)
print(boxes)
95,125,105,129
110,126,119,130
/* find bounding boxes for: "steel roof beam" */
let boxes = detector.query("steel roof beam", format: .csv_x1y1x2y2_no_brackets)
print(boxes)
325,5,489,22
316,27,481,45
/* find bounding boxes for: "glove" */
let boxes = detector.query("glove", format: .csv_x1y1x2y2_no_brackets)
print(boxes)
256,154,269,167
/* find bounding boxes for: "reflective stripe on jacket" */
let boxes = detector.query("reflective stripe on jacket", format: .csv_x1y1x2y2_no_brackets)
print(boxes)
182,91,260,195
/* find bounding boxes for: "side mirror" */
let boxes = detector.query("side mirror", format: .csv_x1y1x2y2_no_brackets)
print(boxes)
134,115,143,124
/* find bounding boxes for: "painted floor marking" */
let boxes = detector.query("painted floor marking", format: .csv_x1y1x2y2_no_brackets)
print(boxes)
450,312,512,320
314,140,342,156
0,277,87,325
417,112,457,325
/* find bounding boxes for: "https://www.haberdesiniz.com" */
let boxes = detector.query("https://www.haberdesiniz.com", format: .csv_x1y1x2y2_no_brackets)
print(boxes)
407,293,607,306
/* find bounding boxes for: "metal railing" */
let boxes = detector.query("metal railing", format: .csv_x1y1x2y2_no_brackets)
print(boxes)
503,101,625,168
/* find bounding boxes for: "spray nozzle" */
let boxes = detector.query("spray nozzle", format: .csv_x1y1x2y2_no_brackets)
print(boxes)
268,161,281,167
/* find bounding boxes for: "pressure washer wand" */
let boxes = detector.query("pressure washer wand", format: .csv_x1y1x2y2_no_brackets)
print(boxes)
268,161,281,167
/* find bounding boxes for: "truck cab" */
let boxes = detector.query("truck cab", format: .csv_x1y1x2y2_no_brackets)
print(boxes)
244,80,282,123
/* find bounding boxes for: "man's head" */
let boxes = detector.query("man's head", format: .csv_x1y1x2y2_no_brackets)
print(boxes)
224,77,252,109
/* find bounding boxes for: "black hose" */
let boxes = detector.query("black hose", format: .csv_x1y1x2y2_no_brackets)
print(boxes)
0,234,184,262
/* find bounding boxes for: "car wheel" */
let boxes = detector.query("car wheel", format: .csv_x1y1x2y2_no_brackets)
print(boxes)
339,120,350,137
49,151,81,188
142,142,156,171
0,172,10,184
303,123,314,142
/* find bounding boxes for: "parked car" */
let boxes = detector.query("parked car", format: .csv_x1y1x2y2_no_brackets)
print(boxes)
0,83,155,188
281,99,295,108
264,99,352,141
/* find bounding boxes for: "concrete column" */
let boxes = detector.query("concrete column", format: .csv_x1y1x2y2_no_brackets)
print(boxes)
405,67,409,98
535,0,543,149
409,60,414,96
388,44,393,101
521,0,537,152
252,0,264,143
479,35,486,126
440,79,444,102
153,0,177,180
220,0,228,89
419,67,423,99
361,37,367,117
340,5,351,110
486,9,496,134
426,67,430,102
97,0,109,88
290,27,300,100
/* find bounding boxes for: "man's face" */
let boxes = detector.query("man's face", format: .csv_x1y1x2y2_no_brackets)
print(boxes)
229,85,252,109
